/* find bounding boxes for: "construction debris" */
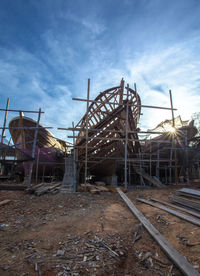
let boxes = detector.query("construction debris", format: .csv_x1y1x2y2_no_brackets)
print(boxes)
137,197,200,226
151,197,200,218
29,182,62,196
117,188,200,276
0,199,11,207
171,188,200,212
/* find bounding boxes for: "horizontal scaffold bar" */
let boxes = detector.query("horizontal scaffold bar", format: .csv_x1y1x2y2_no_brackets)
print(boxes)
0,108,44,113
68,135,173,143
72,98,177,111
59,127,168,135
2,127,53,130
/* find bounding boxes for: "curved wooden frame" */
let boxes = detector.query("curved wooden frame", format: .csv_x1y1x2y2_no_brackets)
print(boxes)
76,79,141,176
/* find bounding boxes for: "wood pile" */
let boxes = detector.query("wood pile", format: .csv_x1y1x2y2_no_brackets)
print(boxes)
80,183,127,194
80,183,109,194
171,188,200,212
29,182,62,196
0,184,26,191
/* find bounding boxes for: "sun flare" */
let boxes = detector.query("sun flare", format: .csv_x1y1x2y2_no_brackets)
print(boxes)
168,126,176,133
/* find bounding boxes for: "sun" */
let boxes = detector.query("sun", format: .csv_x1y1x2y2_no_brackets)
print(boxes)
168,125,176,133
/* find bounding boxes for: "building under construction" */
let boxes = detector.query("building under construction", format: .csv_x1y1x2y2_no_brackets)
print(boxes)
0,79,200,190
59,78,200,190
1,79,200,276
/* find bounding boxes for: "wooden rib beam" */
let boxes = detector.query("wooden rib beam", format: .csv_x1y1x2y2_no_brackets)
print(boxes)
117,188,200,276
137,198,200,227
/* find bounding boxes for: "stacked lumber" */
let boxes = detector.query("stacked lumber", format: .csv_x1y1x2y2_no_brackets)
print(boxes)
30,182,62,196
171,188,200,213
80,183,127,194
0,184,26,191
80,183,109,194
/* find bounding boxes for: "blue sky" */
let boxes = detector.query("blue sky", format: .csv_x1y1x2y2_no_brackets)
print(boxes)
0,0,200,141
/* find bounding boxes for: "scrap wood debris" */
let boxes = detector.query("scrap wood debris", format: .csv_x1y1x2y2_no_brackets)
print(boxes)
28,182,62,196
80,183,127,194
0,199,11,207
0,186,200,275
171,188,200,212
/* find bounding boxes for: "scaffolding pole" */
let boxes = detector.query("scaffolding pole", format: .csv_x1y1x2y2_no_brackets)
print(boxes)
169,89,178,184
27,108,42,188
84,79,90,186
124,84,128,188
1,98,10,144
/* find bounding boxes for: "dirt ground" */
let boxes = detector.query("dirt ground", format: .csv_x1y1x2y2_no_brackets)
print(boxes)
0,185,200,276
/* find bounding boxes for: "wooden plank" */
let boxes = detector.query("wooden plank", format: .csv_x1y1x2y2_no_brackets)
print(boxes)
171,197,200,212
137,198,200,227
151,197,200,219
134,168,164,187
0,185,27,191
180,188,200,198
0,199,11,207
117,188,200,276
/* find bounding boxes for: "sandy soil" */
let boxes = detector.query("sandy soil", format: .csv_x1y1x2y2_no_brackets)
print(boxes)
0,186,200,276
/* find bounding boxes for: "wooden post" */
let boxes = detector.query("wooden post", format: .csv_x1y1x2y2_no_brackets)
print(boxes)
35,148,40,184
185,129,189,185
124,83,128,188
72,121,76,192
134,83,144,185
1,98,10,144
156,142,160,179
119,78,124,104
169,90,178,184
42,165,45,182
150,141,152,177
84,79,90,187
27,108,41,188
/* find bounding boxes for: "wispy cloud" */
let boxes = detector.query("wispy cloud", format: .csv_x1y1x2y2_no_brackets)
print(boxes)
0,0,200,142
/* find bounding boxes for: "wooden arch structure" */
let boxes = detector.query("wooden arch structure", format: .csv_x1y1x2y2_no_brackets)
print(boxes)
75,79,142,179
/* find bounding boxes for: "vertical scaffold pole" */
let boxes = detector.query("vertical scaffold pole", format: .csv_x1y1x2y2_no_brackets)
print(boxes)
124,83,128,189
84,79,90,187
1,98,10,144
169,89,178,184
72,121,77,192
27,108,41,188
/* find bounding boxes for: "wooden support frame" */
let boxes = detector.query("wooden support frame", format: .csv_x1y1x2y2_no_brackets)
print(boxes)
59,78,184,187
